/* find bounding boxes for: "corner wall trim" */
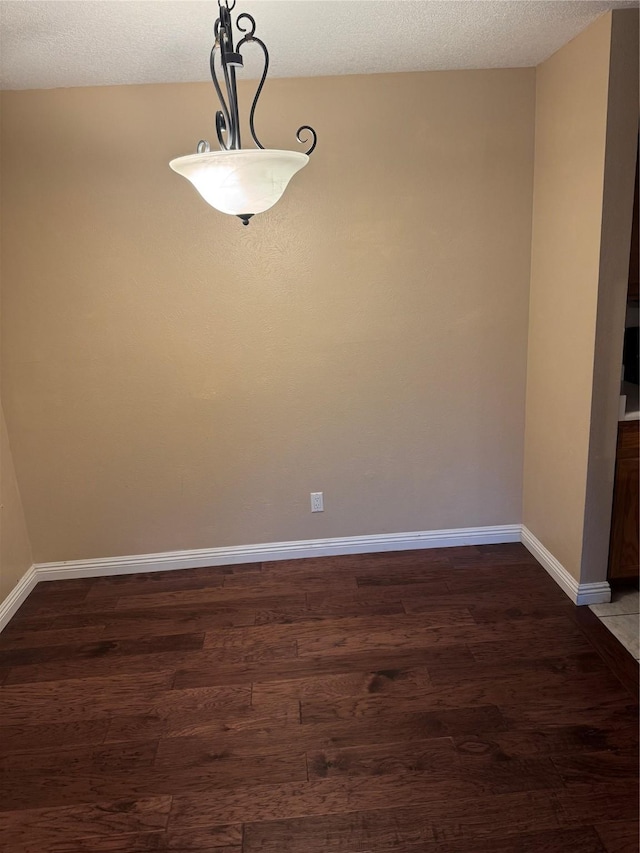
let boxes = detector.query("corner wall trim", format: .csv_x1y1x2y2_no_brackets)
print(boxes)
32,524,522,582
0,565,37,633
521,526,611,605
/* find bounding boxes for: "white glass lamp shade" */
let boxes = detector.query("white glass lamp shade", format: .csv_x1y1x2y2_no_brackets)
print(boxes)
169,149,308,217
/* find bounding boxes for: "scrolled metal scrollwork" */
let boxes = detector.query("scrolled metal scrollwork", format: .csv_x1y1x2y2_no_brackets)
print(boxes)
207,0,317,155
236,12,256,39
296,125,317,156
210,43,234,149
237,33,269,149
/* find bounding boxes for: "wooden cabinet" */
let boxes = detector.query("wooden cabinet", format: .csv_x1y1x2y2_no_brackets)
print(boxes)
608,420,639,580
628,143,639,301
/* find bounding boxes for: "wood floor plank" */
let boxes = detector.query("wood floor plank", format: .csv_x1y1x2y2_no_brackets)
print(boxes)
453,722,640,760
3,636,296,685
0,631,205,670
295,621,473,658
17,584,91,610
170,779,561,829
594,820,640,853
295,614,580,659
469,632,596,664
571,605,640,699
0,624,109,650
172,645,474,690
500,693,639,728
306,738,458,779
306,739,564,794
262,550,453,577
461,779,565,831
172,784,565,835
152,745,308,790
14,591,119,618
556,781,640,827
222,567,361,589
0,670,176,724
551,750,640,786
255,593,405,625
113,579,360,611
84,568,230,600
43,831,168,852
0,797,171,853
299,668,630,725
199,611,475,657
104,715,167,743
243,816,604,853
42,831,166,853
25,578,95,594
3,650,194,685
0,746,308,811
168,847,240,853
355,566,451,586
402,829,607,853
426,649,605,687
0,739,158,776
404,588,573,614
160,702,300,740
154,703,505,758
342,578,454,602
165,823,242,850
51,601,261,628
101,685,254,740
469,601,575,623
52,606,258,636
0,613,54,635
0,719,110,755
301,685,508,725
102,681,287,745
251,666,434,709
242,806,439,852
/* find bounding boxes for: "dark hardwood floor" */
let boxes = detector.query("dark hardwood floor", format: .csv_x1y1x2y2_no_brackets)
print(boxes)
0,543,638,852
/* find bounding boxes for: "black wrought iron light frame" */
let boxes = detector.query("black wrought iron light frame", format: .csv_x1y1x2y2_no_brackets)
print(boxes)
207,0,317,157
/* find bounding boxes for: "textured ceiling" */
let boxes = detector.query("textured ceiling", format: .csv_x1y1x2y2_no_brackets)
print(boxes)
0,0,637,90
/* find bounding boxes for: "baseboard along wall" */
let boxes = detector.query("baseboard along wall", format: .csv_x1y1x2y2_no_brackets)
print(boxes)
0,566,38,633
0,523,610,633
520,526,611,606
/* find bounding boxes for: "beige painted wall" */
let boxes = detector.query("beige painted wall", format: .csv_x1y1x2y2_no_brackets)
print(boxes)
582,11,638,585
1,405,33,598
523,11,637,582
1,69,535,563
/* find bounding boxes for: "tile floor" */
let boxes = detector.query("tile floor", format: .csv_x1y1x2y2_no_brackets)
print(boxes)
590,587,640,660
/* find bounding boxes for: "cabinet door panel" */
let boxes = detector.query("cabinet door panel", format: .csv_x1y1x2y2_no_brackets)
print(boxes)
609,454,640,580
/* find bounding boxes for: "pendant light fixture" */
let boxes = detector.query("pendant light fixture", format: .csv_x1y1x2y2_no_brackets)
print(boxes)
170,0,317,225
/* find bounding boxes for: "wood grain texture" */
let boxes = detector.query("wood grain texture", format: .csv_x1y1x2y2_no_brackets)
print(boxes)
0,797,171,853
608,420,640,580
572,601,640,698
595,820,640,853
243,817,607,853
0,544,637,851
43,832,168,852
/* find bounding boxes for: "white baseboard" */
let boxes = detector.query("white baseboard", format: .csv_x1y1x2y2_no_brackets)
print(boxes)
33,524,522,582
0,523,610,634
0,565,37,632
521,526,611,605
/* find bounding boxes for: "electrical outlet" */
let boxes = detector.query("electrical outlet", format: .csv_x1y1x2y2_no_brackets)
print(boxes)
310,492,324,512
